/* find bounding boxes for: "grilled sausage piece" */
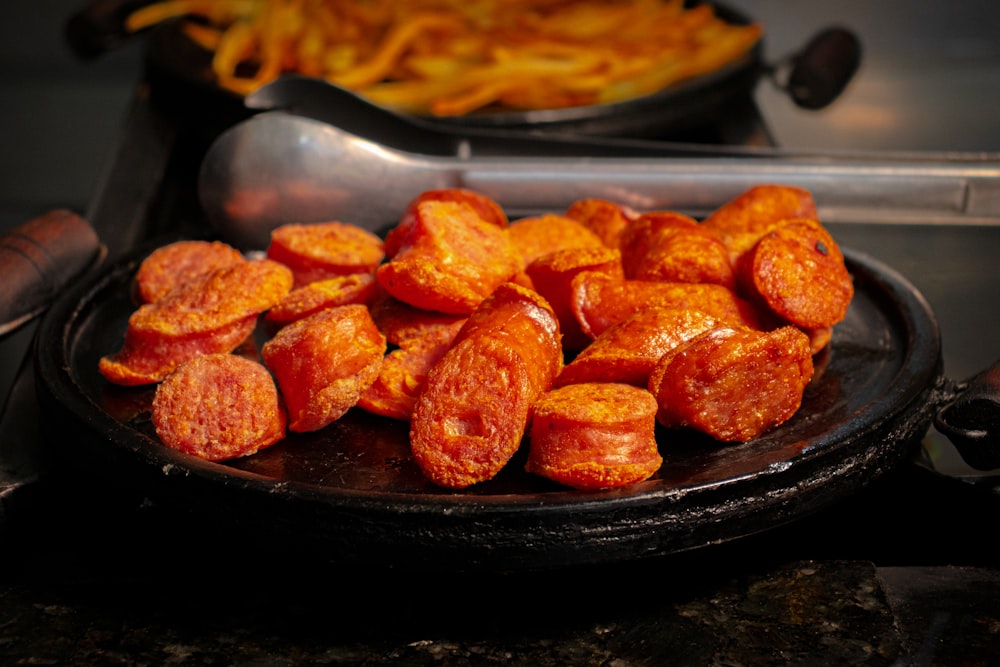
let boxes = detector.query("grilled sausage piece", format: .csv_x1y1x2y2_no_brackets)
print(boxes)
384,188,508,258
557,307,721,388
377,200,522,314
527,382,662,490
649,326,814,442
100,259,293,386
737,218,854,329
570,270,764,341
619,211,736,290
261,304,386,433
700,184,819,263
135,239,245,303
507,213,606,268
266,272,377,326
525,245,623,351
563,197,637,249
358,317,466,421
152,353,286,462
410,282,561,489
266,220,385,287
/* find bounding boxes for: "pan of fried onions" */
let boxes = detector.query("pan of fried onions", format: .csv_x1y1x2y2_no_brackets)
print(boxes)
114,0,776,136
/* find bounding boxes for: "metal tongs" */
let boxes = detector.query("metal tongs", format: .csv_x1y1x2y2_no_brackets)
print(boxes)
199,77,1000,250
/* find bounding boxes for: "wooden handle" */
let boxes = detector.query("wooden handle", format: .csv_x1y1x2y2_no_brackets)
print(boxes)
0,210,101,336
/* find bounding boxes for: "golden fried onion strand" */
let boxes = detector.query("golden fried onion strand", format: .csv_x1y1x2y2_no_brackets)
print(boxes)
126,0,762,116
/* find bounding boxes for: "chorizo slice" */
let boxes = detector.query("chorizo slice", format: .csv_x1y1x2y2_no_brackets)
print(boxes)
619,211,735,290
266,221,385,286
99,259,293,386
357,308,466,421
135,239,245,303
368,293,468,347
569,270,764,340
507,213,606,268
618,211,698,261
261,304,386,433
449,282,563,396
526,382,662,490
410,282,562,489
98,313,258,387
802,326,833,356
525,245,624,351
411,336,535,489
357,328,460,421
556,307,721,388
265,272,377,326
737,218,854,329
564,198,637,249
128,259,293,337
152,353,286,462
701,184,819,262
649,326,814,442
384,188,508,257
376,200,522,314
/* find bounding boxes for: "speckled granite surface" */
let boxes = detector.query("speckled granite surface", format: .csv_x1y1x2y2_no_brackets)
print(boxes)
5,439,1000,665
0,555,899,666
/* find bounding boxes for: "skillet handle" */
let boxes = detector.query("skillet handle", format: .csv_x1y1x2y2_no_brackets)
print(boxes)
935,360,1000,471
0,210,102,338
781,27,862,110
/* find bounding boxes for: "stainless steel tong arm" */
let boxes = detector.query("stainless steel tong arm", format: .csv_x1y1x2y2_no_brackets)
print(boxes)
199,112,1000,249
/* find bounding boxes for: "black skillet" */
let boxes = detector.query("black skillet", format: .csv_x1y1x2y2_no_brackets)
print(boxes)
66,1,860,138
33,239,1000,573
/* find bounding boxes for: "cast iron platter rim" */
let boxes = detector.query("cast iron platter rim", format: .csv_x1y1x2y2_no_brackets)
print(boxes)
32,244,942,568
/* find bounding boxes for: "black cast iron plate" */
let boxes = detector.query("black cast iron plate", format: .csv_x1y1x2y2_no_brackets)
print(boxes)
33,246,942,571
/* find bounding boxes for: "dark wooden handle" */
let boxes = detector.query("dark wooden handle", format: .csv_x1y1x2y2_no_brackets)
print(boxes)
787,27,862,110
0,210,101,336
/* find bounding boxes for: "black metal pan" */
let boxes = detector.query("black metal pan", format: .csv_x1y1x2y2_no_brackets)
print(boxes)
66,1,860,138
32,240,999,573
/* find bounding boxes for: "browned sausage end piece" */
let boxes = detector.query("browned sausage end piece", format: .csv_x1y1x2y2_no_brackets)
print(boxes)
527,382,662,490
650,326,814,442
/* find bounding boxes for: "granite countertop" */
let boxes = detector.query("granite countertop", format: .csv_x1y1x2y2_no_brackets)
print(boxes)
3,460,1000,665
